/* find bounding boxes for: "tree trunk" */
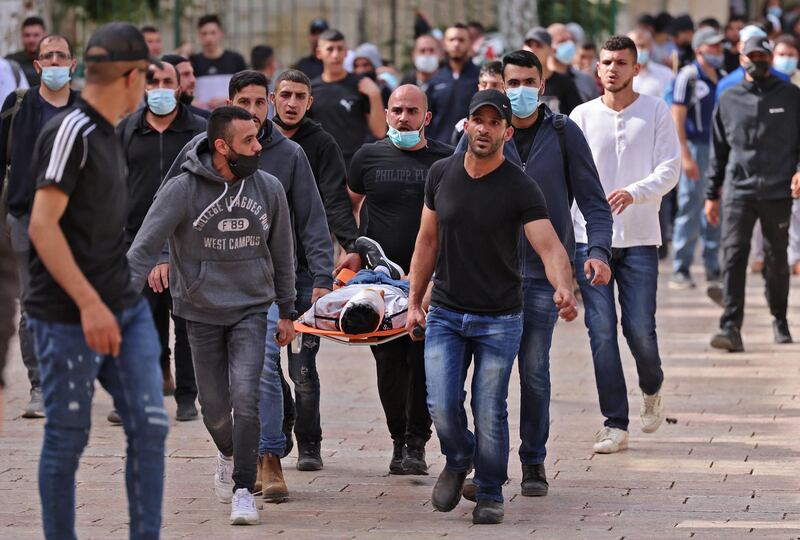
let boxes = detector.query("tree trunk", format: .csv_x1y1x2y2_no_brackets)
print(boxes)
498,0,539,51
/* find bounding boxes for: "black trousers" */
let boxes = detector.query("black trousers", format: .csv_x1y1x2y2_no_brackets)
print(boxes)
720,197,793,330
369,336,432,448
143,287,197,405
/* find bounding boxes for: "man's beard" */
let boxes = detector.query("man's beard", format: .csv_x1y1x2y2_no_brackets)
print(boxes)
467,133,503,158
605,75,633,93
178,92,194,106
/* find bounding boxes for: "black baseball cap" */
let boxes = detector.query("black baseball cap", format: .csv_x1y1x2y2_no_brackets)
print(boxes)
468,89,512,125
84,22,158,63
309,17,329,34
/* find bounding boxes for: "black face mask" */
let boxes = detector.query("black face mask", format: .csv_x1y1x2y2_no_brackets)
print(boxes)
745,60,771,80
227,149,261,179
272,113,301,131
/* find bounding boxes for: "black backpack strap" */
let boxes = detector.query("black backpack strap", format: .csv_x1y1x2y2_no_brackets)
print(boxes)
553,113,573,205
2,88,28,174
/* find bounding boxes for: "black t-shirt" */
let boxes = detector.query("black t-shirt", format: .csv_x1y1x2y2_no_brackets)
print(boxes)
25,98,140,323
189,49,247,77
348,138,454,271
294,55,323,80
512,110,544,167
541,71,582,115
309,74,370,164
424,154,549,315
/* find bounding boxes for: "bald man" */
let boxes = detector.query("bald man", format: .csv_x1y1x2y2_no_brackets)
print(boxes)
347,84,454,475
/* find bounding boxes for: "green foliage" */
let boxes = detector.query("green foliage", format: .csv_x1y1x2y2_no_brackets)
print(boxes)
58,0,160,23
539,0,617,45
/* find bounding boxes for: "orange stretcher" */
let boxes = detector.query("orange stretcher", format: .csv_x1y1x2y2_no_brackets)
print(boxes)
292,268,412,346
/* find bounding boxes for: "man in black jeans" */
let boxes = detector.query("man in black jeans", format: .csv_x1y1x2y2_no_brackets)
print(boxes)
705,36,800,352
348,84,453,474
118,59,206,421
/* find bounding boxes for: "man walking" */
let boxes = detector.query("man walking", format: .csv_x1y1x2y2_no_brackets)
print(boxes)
424,24,480,142
25,23,167,539
161,53,210,119
454,50,612,496
309,29,386,168
117,60,206,421
128,106,297,525
570,35,681,454
1,33,78,418
406,89,577,524
348,84,452,474
669,27,724,291
705,36,800,351
5,16,45,86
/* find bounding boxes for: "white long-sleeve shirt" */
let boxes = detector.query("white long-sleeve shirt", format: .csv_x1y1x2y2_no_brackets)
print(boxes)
570,93,680,247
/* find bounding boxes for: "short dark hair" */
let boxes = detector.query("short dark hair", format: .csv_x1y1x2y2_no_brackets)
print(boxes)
198,14,222,30
726,15,747,27
601,35,638,59
141,25,158,34
448,23,470,33
340,303,381,334
207,106,253,148
480,60,503,78
229,70,269,99
502,49,544,79
274,69,312,91
36,34,73,58
698,17,721,31
250,45,275,72
467,21,485,33
22,16,45,30
318,29,345,43
774,34,800,51
160,53,189,66
581,41,597,51
147,61,180,85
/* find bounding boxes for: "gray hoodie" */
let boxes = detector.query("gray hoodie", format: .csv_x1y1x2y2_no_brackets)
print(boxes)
164,121,334,290
127,139,296,325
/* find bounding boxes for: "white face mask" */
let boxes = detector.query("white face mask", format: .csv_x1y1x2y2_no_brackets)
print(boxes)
414,54,440,74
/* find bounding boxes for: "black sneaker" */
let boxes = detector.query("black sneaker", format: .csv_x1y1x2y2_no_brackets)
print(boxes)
296,441,323,471
389,441,405,475
472,500,504,524
402,446,428,475
773,319,793,344
431,468,468,512
175,402,198,421
521,463,549,497
710,326,744,352
355,236,404,279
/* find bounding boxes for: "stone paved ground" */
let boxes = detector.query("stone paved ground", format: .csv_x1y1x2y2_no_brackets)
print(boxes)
2,263,800,539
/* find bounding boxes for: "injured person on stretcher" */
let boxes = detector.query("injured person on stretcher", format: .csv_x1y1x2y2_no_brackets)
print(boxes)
298,237,410,336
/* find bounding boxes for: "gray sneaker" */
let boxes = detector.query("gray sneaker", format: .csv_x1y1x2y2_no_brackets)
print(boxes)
668,272,695,290
22,387,45,419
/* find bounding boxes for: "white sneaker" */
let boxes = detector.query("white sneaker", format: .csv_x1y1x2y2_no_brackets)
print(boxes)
214,452,234,503
640,389,664,433
592,427,629,454
230,488,260,525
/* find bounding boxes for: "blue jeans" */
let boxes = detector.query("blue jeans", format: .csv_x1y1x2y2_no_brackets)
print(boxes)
424,305,523,503
259,269,320,456
575,244,664,431
517,278,559,465
28,299,167,540
186,311,266,492
671,141,720,276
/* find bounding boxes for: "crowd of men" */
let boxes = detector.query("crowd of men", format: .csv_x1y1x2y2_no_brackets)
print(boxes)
0,6,798,536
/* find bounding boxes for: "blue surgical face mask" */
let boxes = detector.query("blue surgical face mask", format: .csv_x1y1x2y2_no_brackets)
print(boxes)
774,55,798,75
146,88,178,116
40,66,71,91
637,49,650,66
387,119,425,149
505,86,540,118
767,6,783,17
555,40,577,65
703,53,724,69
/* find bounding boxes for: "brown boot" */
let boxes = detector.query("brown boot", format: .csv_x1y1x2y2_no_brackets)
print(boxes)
255,455,264,494
262,453,289,503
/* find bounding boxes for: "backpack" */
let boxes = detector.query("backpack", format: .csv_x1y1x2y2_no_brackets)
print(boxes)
552,113,574,205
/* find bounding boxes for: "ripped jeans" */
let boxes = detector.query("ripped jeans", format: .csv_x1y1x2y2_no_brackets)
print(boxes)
28,299,168,540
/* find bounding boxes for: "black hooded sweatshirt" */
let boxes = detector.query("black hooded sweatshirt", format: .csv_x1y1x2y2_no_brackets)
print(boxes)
290,117,359,252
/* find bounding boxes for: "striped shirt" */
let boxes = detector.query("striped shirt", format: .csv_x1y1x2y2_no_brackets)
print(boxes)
26,97,139,323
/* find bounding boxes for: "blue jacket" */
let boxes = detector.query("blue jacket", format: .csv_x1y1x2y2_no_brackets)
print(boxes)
715,66,789,100
455,105,612,279
426,61,480,143
0,86,79,217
